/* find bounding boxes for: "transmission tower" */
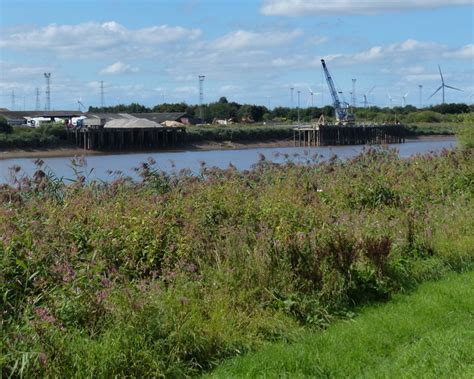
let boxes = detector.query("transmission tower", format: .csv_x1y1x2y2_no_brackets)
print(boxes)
44,73,51,111
100,80,105,107
35,87,40,110
11,89,15,110
198,75,205,120
297,90,301,125
352,78,357,108
418,84,423,108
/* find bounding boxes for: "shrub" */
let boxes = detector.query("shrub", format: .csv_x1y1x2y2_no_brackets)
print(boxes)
0,116,12,133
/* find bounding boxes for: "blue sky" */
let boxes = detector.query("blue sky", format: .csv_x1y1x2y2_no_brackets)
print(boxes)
0,0,473,110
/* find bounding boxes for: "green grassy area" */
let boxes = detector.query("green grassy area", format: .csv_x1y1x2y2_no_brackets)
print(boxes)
2,147,473,377
208,270,474,378
186,124,294,142
404,122,465,136
0,123,69,149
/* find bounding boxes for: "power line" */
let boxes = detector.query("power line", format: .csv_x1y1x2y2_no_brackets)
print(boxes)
44,73,51,111
35,87,40,110
198,75,205,120
100,80,105,107
352,78,357,108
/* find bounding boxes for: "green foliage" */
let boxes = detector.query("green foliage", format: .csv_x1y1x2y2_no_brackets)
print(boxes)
0,123,68,148
1,148,473,377
0,115,13,133
186,125,294,142
404,110,443,123
208,270,474,378
457,125,474,149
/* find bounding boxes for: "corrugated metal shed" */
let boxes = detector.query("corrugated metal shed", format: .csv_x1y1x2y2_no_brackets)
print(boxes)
128,112,186,123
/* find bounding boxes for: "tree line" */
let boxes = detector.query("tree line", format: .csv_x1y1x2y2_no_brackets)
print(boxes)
88,98,472,124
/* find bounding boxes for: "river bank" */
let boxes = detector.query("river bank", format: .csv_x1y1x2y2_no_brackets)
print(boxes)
0,135,455,160
3,147,472,377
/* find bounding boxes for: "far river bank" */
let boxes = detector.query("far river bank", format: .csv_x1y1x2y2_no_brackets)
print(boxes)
0,135,455,160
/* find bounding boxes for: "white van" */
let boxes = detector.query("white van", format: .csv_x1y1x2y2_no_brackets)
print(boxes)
26,117,53,127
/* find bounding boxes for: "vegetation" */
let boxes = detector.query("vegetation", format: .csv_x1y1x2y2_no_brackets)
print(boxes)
0,115,13,133
186,124,293,142
208,270,474,378
90,100,473,125
0,123,69,149
2,145,473,377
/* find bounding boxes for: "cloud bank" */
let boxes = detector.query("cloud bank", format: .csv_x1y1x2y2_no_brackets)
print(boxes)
261,0,472,16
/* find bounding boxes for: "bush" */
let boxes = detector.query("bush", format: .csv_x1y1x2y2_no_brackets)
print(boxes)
404,111,443,123
0,116,12,133
0,123,69,148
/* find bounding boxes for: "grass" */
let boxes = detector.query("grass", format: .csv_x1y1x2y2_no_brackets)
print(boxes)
207,270,474,378
186,124,294,143
1,147,473,377
405,122,466,136
0,123,69,149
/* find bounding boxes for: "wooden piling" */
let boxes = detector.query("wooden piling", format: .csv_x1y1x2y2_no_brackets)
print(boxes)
293,124,406,147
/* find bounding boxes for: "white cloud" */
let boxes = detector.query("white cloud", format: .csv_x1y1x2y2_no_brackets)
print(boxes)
0,21,201,58
100,61,139,75
321,39,444,65
444,44,474,60
261,0,472,16
308,36,329,45
211,29,303,51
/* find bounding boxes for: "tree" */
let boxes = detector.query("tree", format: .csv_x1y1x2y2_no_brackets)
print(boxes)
0,116,12,133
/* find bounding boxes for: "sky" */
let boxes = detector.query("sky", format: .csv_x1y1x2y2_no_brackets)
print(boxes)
0,0,473,110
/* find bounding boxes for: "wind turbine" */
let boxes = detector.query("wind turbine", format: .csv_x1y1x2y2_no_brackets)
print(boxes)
76,96,86,112
309,88,314,107
428,65,462,104
402,92,409,107
387,93,395,108
362,86,375,108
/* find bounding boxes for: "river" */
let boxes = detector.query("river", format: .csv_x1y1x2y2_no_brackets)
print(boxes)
0,138,457,184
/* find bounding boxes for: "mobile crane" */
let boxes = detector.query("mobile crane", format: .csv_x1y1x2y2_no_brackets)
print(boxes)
321,59,355,125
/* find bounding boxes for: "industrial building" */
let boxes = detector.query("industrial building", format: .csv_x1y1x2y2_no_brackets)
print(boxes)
0,110,189,150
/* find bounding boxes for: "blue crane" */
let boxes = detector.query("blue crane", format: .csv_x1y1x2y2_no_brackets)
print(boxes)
321,59,355,125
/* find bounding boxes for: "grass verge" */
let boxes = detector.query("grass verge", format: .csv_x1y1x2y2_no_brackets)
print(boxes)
207,270,474,378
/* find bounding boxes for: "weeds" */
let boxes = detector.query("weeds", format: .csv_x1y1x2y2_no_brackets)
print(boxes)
1,147,473,377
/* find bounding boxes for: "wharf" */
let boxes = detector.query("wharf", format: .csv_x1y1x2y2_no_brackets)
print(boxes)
70,127,186,150
293,124,406,147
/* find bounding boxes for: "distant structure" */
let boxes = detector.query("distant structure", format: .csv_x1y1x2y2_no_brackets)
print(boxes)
297,90,301,125
418,85,423,108
290,87,294,107
362,86,375,108
352,78,357,108
308,87,314,107
198,75,205,119
402,92,409,107
100,80,105,107
35,88,40,110
428,65,462,104
321,59,354,124
44,73,51,111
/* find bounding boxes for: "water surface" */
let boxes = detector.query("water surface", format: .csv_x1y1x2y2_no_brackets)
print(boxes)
0,138,456,184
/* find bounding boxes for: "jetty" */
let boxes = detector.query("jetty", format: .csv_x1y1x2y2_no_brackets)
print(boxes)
293,123,406,147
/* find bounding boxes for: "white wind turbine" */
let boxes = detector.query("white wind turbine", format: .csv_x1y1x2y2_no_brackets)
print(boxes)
428,65,462,104
402,92,409,107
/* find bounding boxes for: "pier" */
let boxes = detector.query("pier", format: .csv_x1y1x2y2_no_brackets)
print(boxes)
293,124,406,147
71,127,186,150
